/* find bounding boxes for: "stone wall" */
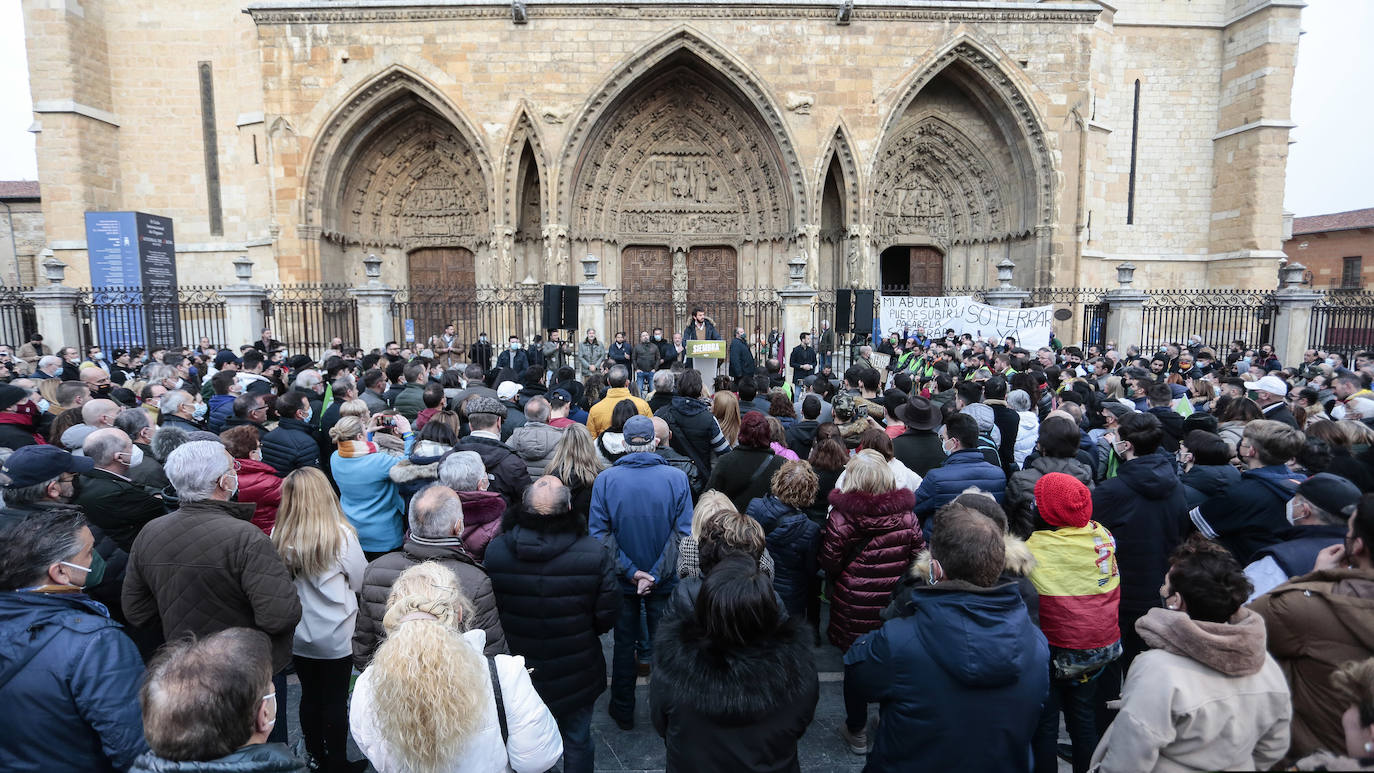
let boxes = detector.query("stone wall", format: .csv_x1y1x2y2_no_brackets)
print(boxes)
20,0,1302,305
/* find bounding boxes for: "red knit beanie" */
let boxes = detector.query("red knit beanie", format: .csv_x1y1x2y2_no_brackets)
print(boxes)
1034,472,1092,528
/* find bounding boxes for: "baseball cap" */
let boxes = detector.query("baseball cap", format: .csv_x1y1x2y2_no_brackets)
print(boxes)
214,350,241,368
1297,472,1362,517
623,415,655,445
549,388,571,408
497,381,521,401
1246,375,1289,397
2,445,95,488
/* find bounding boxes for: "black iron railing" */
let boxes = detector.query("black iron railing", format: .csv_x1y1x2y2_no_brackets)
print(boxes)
262,284,357,356
1140,290,1276,351
390,286,546,357
1309,291,1374,361
75,286,226,351
0,286,36,347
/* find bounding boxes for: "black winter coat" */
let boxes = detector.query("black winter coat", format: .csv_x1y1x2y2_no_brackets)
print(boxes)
655,396,730,476
893,428,944,478
260,417,321,475
483,508,619,716
729,337,756,379
784,419,818,460
746,496,820,616
651,614,818,773
707,447,786,513
74,469,167,553
1147,406,1186,452
455,434,532,506
988,401,1021,473
1091,453,1190,629
1181,463,1241,507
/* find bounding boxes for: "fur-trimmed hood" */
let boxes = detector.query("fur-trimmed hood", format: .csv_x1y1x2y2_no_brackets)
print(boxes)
653,613,815,721
905,533,1036,582
387,440,450,483
828,487,915,521
1135,606,1269,677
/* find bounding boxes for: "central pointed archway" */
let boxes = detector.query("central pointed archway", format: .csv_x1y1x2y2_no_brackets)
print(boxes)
560,30,806,336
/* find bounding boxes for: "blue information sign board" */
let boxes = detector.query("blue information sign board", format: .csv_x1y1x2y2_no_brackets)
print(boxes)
83,211,180,348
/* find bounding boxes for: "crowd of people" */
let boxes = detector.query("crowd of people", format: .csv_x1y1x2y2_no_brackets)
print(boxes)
1,319,1374,773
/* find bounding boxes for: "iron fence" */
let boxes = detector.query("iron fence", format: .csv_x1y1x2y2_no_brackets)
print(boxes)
1082,301,1108,349
0,286,36,348
262,284,357,357
1309,291,1374,361
605,288,783,350
1140,290,1276,351
390,286,547,359
75,286,227,352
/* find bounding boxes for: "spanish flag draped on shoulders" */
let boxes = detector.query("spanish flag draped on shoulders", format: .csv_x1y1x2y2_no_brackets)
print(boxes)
1026,472,1122,654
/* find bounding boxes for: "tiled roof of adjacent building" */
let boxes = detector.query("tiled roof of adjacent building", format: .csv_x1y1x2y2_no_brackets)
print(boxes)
0,181,40,200
1292,207,1374,236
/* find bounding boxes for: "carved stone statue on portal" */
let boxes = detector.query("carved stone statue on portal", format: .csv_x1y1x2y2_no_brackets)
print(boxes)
639,155,719,205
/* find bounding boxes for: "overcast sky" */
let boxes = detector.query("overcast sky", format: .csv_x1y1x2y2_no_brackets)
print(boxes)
0,1,1369,218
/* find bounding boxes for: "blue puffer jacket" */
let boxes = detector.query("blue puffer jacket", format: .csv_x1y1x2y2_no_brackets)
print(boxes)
207,393,236,434
845,581,1049,773
747,496,819,616
260,417,321,476
0,592,148,772
1193,463,1303,563
589,452,693,592
911,450,1007,529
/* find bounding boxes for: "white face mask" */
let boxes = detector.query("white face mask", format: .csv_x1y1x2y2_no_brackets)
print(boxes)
192,402,208,420
37,399,50,413
123,446,144,468
1285,498,1299,525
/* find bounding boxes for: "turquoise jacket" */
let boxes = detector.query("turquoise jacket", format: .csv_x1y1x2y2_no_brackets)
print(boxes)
331,433,416,552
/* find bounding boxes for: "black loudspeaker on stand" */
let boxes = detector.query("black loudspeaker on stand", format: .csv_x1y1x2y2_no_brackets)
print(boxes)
853,290,875,336
835,288,852,335
542,285,581,331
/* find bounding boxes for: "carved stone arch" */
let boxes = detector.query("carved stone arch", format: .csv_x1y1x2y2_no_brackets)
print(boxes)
872,35,1057,286
302,66,494,282
557,27,809,236
501,104,551,231
816,123,861,227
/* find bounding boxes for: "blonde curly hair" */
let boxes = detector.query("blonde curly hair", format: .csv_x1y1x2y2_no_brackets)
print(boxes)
370,562,485,772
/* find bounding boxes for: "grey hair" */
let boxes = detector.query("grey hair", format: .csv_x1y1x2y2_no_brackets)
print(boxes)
524,396,550,423
407,483,465,538
163,441,232,503
150,425,190,462
652,370,675,394
145,364,176,383
113,407,151,439
295,369,322,390
159,389,193,416
84,427,132,468
437,451,486,492
38,355,61,371
625,439,657,454
0,507,87,590
1007,389,1032,412
331,376,355,396
2,479,61,508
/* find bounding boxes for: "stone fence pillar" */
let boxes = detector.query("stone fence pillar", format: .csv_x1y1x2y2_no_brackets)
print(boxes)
1272,263,1320,367
30,285,83,352
780,257,817,385
220,256,267,346
577,283,608,344
1102,262,1146,350
351,285,395,350
30,255,82,350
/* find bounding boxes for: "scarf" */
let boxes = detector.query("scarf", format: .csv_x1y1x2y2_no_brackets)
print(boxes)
0,411,47,445
336,439,379,458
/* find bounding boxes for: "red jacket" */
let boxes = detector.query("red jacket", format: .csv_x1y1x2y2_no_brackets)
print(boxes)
820,487,924,651
458,489,507,562
235,457,283,534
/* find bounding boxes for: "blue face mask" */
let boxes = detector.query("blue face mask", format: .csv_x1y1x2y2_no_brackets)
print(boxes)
192,402,207,420
1084,364,1095,374
302,407,313,423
